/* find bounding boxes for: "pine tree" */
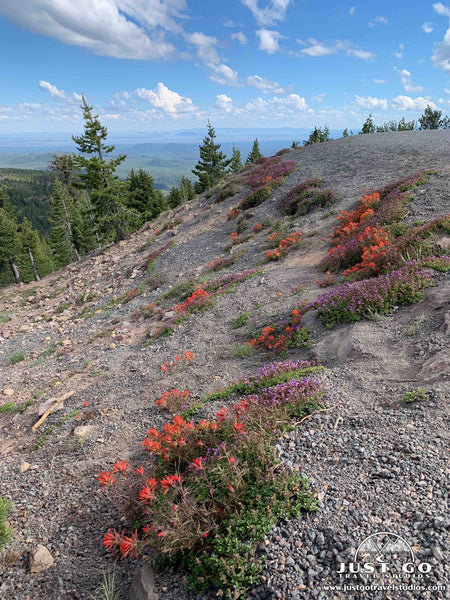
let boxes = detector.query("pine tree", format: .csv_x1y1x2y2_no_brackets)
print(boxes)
72,96,125,194
93,179,140,242
192,121,230,194
76,190,99,251
50,180,81,268
246,139,263,164
167,186,183,209
418,105,450,130
361,114,375,134
50,154,80,198
0,206,21,284
229,145,243,173
342,129,349,137
179,177,195,203
17,218,53,282
303,125,330,146
127,168,167,221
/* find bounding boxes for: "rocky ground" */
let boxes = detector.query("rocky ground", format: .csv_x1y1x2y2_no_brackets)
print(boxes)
0,130,449,600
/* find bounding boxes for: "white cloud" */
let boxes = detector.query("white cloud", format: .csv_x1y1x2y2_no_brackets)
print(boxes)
311,93,326,102
373,78,387,84
349,6,356,15
444,88,450,93
347,48,375,60
297,38,374,60
230,31,248,44
433,2,450,17
355,95,389,110
39,80,82,104
422,22,434,33
242,0,291,27
369,15,388,27
394,68,423,93
244,93,308,117
391,95,436,111
432,4,450,72
256,29,284,53
223,17,235,27
393,43,404,59
185,32,220,63
215,94,234,113
0,0,182,60
246,74,293,94
207,63,243,86
135,83,196,115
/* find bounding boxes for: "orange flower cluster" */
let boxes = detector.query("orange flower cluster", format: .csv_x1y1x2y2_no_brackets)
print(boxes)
343,225,392,277
124,288,138,303
156,389,190,408
227,208,240,220
252,223,263,233
333,192,381,243
315,271,335,288
265,231,303,261
161,351,195,373
174,287,211,314
228,231,243,245
262,175,273,184
249,309,301,352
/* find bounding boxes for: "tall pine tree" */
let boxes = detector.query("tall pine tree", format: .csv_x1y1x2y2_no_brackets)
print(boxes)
127,168,166,222
50,180,81,268
192,121,230,194
246,139,263,164
229,145,243,173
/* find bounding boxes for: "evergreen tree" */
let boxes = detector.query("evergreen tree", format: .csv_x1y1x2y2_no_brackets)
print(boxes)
192,121,230,194
179,177,195,203
76,190,99,251
361,114,375,134
127,168,166,221
342,128,349,137
303,125,330,146
92,179,140,242
246,139,263,164
72,96,126,194
167,186,183,209
398,116,416,131
0,206,21,284
50,154,80,198
17,218,53,282
418,105,450,130
50,180,81,268
229,145,243,172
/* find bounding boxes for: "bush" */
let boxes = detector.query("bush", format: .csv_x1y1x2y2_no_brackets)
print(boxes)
0,497,13,551
239,186,271,210
305,262,433,328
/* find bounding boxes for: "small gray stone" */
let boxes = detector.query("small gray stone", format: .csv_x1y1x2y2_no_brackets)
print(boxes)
129,564,159,600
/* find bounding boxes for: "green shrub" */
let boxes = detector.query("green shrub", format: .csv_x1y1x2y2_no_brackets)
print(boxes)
402,389,429,403
0,497,13,551
239,186,271,210
7,351,25,365
232,312,250,329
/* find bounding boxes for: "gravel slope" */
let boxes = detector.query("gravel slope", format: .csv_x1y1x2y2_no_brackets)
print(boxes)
0,130,449,600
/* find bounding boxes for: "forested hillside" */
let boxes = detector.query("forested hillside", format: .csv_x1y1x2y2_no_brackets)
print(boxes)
0,168,54,233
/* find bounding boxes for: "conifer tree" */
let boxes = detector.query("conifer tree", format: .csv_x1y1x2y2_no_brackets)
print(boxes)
127,168,166,221
418,105,450,130
93,179,140,242
17,218,53,282
246,139,263,164
361,114,375,134
303,126,330,146
342,128,349,137
167,186,183,209
72,96,125,194
0,207,21,284
179,176,195,203
229,145,243,172
50,180,81,267
192,121,230,193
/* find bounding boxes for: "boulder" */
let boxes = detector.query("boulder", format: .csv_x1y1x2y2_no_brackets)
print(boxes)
129,564,159,600
29,544,54,573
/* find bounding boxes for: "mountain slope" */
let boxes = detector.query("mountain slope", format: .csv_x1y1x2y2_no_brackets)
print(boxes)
0,130,449,600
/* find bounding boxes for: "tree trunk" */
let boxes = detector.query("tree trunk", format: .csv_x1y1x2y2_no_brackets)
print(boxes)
27,247,40,281
9,258,21,284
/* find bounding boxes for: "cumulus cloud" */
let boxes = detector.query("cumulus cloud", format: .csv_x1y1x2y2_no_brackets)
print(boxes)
373,78,387,84
246,74,293,94
244,93,308,118
422,22,434,33
39,80,82,104
311,93,326,102
391,95,436,111
256,29,284,53
393,43,404,59
355,95,389,110
297,39,374,60
242,0,291,27
369,15,388,27
230,31,248,44
207,63,243,86
215,94,234,113
349,6,356,15
0,0,182,60
135,83,196,115
394,68,423,93
185,32,220,63
432,3,450,72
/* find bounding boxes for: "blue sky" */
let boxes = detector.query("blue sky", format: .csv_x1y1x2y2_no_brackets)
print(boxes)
0,0,450,135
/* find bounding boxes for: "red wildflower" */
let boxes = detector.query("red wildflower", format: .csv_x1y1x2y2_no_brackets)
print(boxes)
97,471,116,488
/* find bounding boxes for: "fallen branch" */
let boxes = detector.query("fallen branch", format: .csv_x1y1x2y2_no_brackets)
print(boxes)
32,391,76,431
